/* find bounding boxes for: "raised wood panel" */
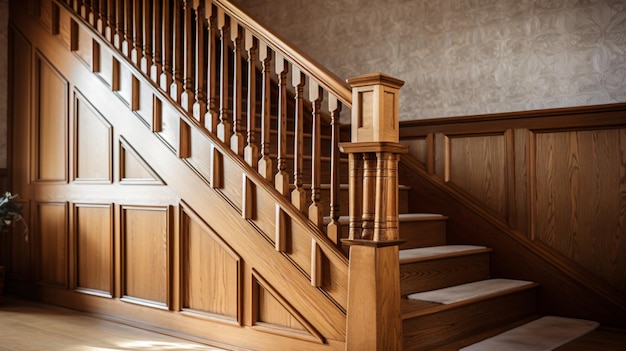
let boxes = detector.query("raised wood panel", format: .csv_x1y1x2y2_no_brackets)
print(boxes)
121,205,170,307
401,137,428,167
445,133,507,218
119,138,164,184
9,27,32,187
74,22,92,68
136,81,153,127
187,128,213,182
257,285,306,331
37,202,68,287
74,203,113,296
34,54,68,182
116,63,133,106
219,154,243,211
57,6,72,49
39,0,53,32
74,91,112,182
159,103,180,151
181,208,240,321
534,128,626,294
97,46,113,87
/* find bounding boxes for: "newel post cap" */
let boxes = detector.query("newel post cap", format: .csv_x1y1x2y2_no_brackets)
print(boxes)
347,73,405,144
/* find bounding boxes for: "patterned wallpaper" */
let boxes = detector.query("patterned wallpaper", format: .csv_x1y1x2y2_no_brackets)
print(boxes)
231,0,626,120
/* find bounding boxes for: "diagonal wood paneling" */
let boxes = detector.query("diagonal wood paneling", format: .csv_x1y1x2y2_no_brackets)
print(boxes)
34,53,69,183
121,205,170,308
534,128,626,294
74,91,112,182
74,203,113,297
181,205,241,322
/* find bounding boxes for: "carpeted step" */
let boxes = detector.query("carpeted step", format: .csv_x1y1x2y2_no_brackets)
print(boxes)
400,245,492,296
402,279,538,351
460,316,599,350
407,278,534,305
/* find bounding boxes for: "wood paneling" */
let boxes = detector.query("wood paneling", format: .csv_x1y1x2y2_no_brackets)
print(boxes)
74,203,113,296
37,202,68,287
34,54,68,182
119,138,164,184
74,92,112,182
121,205,170,307
181,208,240,320
399,104,626,326
533,128,626,294
75,23,93,68
445,133,507,218
159,103,180,151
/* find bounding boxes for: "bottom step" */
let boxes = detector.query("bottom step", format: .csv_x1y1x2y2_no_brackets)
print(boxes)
460,316,599,350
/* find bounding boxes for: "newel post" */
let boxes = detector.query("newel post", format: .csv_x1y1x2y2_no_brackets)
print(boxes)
341,73,406,351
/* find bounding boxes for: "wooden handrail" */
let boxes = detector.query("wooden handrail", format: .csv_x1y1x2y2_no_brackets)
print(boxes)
212,0,352,108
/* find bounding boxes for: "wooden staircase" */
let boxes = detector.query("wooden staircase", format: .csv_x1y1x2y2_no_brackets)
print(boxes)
7,1,618,350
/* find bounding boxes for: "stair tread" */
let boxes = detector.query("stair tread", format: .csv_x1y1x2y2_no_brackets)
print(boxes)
460,316,600,351
327,212,448,224
407,278,535,305
399,245,490,264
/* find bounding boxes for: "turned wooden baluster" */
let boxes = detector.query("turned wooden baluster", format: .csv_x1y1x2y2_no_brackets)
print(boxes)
150,0,162,84
96,0,106,33
347,153,363,240
230,21,245,155
192,0,207,124
140,0,152,74
244,31,258,168
122,0,133,56
113,0,123,49
216,9,232,143
170,0,184,103
257,42,273,180
131,0,143,64
205,5,219,132
81,0,91,22
181,0,195,113
105,0,115,42
160,0,173,92
308,82,324,226
291,68,306,212
180,0,196,113
361,152,376,239
326,96,343,244
274,54,289,196
89,0,97,25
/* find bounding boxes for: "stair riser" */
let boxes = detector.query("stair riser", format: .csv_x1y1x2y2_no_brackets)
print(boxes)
402,288,537,351
400,253,491,296
399,220,447,249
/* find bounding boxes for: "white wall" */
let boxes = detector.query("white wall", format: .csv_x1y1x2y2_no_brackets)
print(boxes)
231,0,626,120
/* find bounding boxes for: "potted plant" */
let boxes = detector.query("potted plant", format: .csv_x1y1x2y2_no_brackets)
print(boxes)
0,192,28,296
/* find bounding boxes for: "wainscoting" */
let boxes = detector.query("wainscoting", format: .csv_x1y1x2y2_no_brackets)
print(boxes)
399,104,626,327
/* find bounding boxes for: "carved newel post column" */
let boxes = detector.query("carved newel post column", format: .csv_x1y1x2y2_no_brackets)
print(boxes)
341,73,406,351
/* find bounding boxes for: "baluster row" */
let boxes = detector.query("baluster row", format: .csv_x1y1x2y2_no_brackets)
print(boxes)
66,0,350,245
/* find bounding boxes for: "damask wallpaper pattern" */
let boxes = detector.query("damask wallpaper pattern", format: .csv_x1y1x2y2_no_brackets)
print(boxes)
231,0,626,120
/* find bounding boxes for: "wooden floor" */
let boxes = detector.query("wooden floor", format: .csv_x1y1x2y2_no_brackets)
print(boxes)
1,296,625,350
0,296,233,351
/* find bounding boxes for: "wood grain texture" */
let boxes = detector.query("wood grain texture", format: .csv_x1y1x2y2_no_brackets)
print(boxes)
181,208,240,320
446,133,507,218
121,205,170,307
35,54,68,182
534,128,626,294
37,202,68,287
74,92,112,182
398,103,626,327
75,203,113,295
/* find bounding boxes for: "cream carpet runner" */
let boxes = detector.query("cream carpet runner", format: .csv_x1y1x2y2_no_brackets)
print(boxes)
407,278,534,305
460,316,599,350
